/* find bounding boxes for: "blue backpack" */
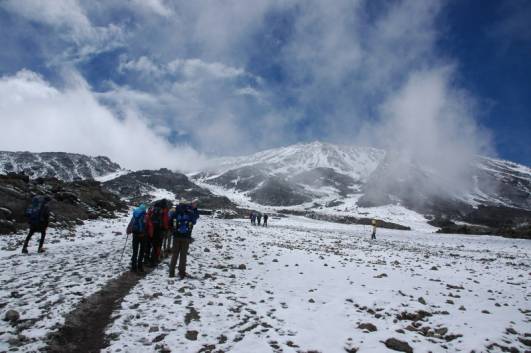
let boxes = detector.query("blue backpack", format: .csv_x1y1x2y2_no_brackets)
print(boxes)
131,208,146,233
26,196,45,226
173,209,192,234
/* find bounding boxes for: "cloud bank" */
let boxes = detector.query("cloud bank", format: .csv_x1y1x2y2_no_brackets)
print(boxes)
0,0,494,175
0,70,207,170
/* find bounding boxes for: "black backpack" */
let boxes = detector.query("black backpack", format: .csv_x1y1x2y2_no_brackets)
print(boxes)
150,206,164,229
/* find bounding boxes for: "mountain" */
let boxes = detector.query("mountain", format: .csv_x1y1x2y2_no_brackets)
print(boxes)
103,168,237,211
196,142,385,206
0,151,122,181
194,142,531,236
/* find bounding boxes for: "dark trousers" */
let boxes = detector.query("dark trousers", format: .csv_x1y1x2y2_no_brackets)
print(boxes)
151,228,163,263
263,219,268,227
23,226,47,250
131,233,146,269
169,236,191,277
371,229,376,240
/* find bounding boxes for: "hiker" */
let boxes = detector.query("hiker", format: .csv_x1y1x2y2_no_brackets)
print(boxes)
263,213,268,227
22,195,51,254
250,212,256,225
257,213,262,226
169,198,199,279
146,199,170,266
371,219,377,240
126,204,148,272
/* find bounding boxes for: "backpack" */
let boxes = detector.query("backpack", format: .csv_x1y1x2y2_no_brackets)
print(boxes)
26,196,46,226
172,207,192,234
150,206,164,229
131,209,146,233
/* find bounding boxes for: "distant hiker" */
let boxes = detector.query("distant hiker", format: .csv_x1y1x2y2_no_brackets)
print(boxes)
146,199,170,266
371,219,377,240
22,195,51,254
257,213,262,226
126,204,148,272
169,199,199,279
250,212,256,225
263,214,268,227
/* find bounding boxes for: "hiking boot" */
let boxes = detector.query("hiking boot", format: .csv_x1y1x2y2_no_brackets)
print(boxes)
37,248,45,253
179,272,186,279
137,265,144,273
169,272,175,278
21,247,28,254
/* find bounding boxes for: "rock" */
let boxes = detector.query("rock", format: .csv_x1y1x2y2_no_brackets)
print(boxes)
358,322,377,332
204,248,210,252
374,273,387,278
519,337,531,347
185,330,198,341
4,309,20,323
418,297,426,305
384,338,413,353
149,326,159,333
238,264,246,270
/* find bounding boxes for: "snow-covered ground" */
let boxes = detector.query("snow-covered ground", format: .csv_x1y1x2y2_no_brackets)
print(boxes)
104,217,529,353
0,215,131,353
1,215,529,353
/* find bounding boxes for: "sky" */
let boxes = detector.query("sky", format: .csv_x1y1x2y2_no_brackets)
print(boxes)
0,0,529,170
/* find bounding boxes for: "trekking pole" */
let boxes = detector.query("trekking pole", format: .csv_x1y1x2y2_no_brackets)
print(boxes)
119,233,130,264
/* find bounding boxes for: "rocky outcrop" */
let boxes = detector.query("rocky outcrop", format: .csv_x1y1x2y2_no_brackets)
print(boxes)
0,173,126,234
104,169,236,210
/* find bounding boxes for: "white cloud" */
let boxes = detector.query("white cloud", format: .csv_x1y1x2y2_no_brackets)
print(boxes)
0,70,208,171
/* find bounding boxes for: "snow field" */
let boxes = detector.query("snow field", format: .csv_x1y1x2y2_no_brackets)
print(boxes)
0,215,131,353
103,217,530,353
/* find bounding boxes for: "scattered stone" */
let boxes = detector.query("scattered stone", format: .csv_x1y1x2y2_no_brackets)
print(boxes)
418,297,426,305
185,330,198,341
383,338,413,353
238,264,247,270
374,273,388,278
358,322,377,332
4,309,20,323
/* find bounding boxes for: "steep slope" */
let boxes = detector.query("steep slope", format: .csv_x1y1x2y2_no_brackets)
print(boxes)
0,151,122,181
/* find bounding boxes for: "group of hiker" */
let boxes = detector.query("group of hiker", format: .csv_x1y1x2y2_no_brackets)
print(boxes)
126,198,200,279
20,194,378,277
250,211,268,227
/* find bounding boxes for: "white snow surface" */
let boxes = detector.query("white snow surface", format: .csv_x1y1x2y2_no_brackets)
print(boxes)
201,141,385,182
102,216,529,353
1,215,529,353
0,215,132,352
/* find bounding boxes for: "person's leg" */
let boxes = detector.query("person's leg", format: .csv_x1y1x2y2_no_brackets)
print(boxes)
138,236,146,272
37,227,47,252
169,236,181,277
22,227,36,252
178,239,190,278
131,235,139,271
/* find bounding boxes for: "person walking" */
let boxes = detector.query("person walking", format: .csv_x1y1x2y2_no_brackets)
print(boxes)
263,213,268,227
371,219,377,240
22,195,51,254
126,204,148,272
146,199,170,266
257,213,262,226
169,199,199,279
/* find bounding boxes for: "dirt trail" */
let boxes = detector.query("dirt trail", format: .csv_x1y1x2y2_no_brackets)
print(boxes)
44,268,152,353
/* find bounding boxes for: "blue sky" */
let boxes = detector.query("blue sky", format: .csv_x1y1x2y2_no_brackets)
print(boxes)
0,0,529,169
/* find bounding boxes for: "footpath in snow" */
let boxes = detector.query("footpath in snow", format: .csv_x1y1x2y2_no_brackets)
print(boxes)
0,215,530,353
